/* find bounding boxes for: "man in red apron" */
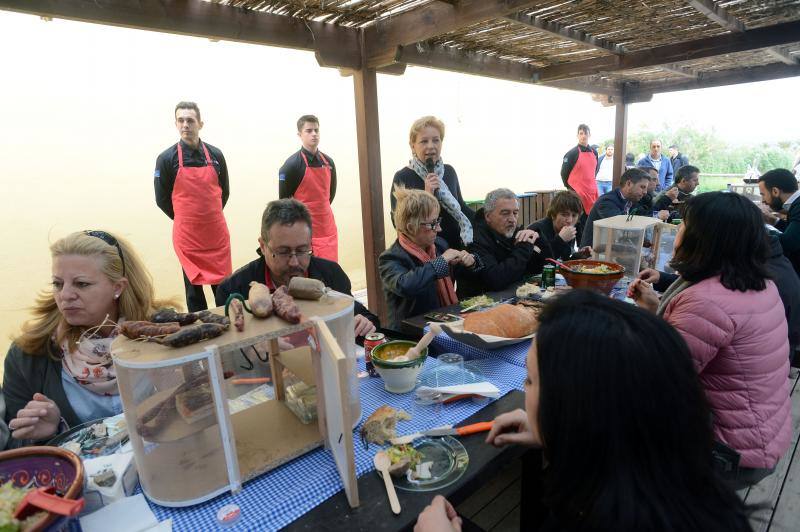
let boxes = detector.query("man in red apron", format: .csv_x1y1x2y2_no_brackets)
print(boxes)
154,101,232,312
560,123,599,243
278,115,338,261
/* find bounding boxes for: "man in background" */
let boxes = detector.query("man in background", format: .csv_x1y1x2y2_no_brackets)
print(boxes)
638,139,673,191
561,124,599,218
279,115,339,261
154,101,231,312
581,168,650,247
595,145,614,195
458,189,542,298
668,145,689,175
759,168,800,276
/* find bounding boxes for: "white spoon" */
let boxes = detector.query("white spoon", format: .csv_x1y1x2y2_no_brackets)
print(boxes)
373,451,401,514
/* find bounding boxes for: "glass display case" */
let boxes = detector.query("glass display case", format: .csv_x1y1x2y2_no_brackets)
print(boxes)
112,291,359,508
591,215,660,279
652,221,680,273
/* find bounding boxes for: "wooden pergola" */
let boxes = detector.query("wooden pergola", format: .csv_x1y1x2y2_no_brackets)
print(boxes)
3,0,799,322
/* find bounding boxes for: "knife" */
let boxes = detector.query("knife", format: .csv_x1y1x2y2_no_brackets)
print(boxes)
390,421,494,445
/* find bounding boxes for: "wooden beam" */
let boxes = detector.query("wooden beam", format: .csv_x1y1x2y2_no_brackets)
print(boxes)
364,0,541,68
352,68,387,325
533,19,800,82
661,63,698,79
503,13,626,55
0,0,361,68
630,62,800,96
765,47,800,66
612,102,628,188
686,0,797,68
686,0,745,32
396,44,622,97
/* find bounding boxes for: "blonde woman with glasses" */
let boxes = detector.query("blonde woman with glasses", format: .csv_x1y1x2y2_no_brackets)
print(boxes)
380,186,481,330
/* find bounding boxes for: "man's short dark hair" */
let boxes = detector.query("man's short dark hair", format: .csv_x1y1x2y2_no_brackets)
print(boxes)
175,101,201,121
669,144,678,150
759,168,798,194
675,165,700,184
297,114,319,132
621,168,650,185
261,199,312,242
578,123,590,134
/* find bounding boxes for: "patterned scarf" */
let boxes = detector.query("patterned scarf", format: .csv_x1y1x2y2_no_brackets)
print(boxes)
408,157,473,246
398,233,458,307
60,327,120,396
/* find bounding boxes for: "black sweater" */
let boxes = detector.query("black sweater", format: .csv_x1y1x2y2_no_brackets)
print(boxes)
215,254,379,330
390,165,474,250
527,217,574,262
458,210,545,298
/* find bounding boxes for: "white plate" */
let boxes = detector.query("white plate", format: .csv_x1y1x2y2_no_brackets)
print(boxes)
439,320,535,350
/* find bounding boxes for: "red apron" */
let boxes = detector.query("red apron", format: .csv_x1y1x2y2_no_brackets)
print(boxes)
172,142,232,285
294,151,338,262
568,149,600,215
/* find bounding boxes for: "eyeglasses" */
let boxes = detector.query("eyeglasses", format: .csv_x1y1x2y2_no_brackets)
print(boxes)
266,244,313,260
84,230,126,277
419,218,442,230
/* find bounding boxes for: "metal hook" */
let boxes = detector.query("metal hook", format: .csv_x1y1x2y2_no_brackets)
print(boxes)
239,348,254,371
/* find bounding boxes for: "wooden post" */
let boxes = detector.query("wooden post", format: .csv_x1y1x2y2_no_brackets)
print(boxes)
612,101,628,187
353,68,388,325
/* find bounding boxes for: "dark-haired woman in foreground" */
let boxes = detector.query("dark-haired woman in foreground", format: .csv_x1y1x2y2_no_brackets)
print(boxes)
630,191,791,488
415,290,752,531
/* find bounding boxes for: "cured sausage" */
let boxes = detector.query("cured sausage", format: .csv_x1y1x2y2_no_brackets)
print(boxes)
272,285,302,324
229,298,245,332
196,311,231,329
150,308,198,326
120,321,180,340
157,323,227,348
288,277,326,300
248,281,273,318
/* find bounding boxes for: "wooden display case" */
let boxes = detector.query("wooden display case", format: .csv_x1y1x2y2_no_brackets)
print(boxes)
111,292,359,508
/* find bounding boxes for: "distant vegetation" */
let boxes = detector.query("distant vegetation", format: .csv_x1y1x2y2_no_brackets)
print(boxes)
600,125,799,177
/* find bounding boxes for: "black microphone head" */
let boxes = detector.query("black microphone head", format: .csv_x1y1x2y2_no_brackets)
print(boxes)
425,157,434,173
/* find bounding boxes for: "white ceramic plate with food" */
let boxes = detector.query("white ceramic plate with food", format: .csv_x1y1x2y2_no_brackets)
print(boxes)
439,320,535,350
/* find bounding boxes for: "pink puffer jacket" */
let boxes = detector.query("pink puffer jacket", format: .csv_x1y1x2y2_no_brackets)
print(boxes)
663,276,792,469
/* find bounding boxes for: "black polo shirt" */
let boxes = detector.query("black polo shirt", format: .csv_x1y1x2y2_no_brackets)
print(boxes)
154,139,230,219
278,147,337,202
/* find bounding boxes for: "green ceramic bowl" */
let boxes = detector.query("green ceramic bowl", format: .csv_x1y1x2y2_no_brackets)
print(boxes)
371,341,427,393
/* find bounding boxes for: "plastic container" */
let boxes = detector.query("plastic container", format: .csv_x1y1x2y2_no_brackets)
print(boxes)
591,215,659,280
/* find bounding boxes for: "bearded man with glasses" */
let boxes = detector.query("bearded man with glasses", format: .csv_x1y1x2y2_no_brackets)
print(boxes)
215,199,379,338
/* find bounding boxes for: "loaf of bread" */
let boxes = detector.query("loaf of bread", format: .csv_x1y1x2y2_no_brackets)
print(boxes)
463,304,538,338
360,405,411,445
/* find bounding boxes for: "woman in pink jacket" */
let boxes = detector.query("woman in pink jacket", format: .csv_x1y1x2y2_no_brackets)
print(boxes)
631,191,792,488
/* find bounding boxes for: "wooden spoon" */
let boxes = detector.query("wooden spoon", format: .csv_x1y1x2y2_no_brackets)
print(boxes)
374,451,401,514
406,327,438,360
545,257,574,272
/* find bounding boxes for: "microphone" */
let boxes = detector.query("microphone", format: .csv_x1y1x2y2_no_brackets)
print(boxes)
425,157,435,174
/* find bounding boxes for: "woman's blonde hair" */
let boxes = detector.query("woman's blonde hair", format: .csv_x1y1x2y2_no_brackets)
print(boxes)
409,116,445,146
13,231,178,356
393,186,440,238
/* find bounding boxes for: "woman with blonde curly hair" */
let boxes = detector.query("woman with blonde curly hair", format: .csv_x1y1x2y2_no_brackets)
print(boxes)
4,230,176,447
380,186,481,330
390,116,474,250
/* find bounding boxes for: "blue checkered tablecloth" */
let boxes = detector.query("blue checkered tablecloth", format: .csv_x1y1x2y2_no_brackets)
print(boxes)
143,355,526,531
